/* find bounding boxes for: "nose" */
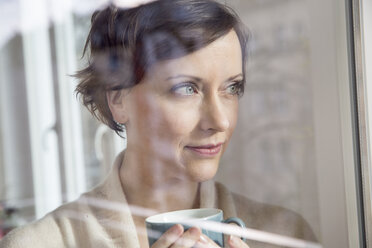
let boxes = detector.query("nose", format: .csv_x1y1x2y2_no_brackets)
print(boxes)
199,95,230,132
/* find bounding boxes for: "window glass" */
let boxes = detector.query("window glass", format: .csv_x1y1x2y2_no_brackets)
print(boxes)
0,0,362,247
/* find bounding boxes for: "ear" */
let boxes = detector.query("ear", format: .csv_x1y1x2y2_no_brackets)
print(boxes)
106,90,129,124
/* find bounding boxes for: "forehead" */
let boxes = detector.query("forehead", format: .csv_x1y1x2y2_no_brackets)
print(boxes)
145,30,243,81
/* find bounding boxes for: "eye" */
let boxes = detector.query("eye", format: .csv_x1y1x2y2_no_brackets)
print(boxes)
171,83,198,96
226,81,243,96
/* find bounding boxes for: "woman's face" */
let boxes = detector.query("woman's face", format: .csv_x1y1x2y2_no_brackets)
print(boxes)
117,30,243,182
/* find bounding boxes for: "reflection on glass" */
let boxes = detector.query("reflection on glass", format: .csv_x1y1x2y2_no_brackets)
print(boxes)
0,0,353,247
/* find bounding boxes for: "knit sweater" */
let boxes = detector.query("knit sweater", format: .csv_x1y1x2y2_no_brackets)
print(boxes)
0,153,316,248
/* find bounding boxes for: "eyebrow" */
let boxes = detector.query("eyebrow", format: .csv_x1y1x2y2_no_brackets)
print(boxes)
166,73,243,82
226,73,244,81
166,75,202,81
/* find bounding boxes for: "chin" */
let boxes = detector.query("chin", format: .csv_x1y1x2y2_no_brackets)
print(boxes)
186,161,219,182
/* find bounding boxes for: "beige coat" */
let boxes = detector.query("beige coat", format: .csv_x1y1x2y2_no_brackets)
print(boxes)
0,153,316,248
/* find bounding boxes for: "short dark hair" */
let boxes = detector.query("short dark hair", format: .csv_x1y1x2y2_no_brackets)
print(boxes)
75,0,249,134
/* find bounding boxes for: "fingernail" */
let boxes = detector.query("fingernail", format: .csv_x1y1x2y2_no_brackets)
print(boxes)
172,224,183,235
189,227,200,236
199,235,208,244
229,235,237,245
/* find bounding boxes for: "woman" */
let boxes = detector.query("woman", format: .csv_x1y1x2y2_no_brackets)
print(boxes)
0,0,315,247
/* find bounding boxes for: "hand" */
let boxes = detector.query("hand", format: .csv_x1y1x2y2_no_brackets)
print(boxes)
227,235,250,248
151,224,250,248
194,234,250,248
151,224,202,248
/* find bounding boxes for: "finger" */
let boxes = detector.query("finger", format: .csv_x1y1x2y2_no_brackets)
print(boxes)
194,234,220,248
152,224,184,248
171,227,201,248
228,235,250,248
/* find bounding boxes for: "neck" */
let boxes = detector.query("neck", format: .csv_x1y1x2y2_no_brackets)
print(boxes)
119,148,201,214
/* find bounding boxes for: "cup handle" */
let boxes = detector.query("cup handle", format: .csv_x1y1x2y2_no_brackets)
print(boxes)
223,217,246,242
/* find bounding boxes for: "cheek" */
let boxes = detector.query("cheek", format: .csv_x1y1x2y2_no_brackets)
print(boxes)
130,95,198,144
230,107,239,132
156,103,199,141
226,100,239,135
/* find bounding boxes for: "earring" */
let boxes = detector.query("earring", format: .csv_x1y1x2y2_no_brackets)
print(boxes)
115,121,126,129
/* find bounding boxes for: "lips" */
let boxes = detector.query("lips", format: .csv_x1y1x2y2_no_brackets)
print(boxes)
185,143,223,157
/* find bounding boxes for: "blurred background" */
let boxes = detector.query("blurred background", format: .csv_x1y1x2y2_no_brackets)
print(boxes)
0,0,371,247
